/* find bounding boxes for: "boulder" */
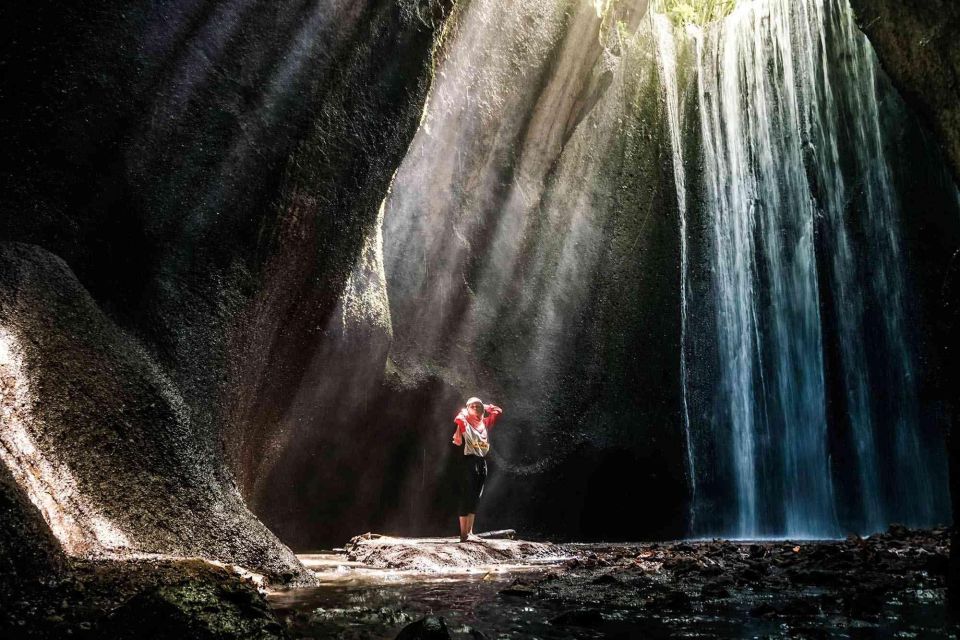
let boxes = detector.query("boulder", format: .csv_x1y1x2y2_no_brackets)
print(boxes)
395,615,451,640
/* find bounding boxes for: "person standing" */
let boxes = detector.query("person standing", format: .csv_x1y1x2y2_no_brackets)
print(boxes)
451,397,503,542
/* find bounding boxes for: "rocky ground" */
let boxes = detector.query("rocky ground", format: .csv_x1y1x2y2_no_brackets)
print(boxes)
272,526,958,639
0,558,286,639
3,527,954,638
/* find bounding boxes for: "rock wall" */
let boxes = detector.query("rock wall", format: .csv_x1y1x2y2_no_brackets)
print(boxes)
0,243,301,577
847,0,960,603
1,0,450,577
380,0,691,541
849,0,960,182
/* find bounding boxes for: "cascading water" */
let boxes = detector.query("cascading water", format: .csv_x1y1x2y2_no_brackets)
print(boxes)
662,0,951,537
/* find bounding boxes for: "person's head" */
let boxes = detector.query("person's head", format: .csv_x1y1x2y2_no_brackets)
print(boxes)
465,396,484,417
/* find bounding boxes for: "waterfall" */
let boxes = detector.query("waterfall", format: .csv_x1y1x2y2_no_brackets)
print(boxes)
662,0,950,537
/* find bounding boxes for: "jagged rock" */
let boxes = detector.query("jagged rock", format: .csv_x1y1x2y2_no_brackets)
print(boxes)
849,0,960,182
848,0,960,606
749,603,778,618
592,573,622,585
780,598,820,617
101,576,285,640
550,609,604,627
0,463,63,581
700,581,731,598
395,615,451,640
499,584,537,597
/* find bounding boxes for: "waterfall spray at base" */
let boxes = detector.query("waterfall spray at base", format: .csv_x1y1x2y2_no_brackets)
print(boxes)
657,0,951,538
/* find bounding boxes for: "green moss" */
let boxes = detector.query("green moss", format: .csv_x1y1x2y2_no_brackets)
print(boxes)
653,0,737,26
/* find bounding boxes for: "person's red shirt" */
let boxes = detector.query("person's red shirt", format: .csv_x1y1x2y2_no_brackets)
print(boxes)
452,404,502,446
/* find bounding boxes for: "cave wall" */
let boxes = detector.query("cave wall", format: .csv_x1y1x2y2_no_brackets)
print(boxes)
848,0,960,183
1,0,450,576
847,0,960,601
379,0,691,541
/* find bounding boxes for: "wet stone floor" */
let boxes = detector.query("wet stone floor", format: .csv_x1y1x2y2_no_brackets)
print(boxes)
267,527,958,639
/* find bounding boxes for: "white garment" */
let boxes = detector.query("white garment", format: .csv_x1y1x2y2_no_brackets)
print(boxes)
462,420,490,457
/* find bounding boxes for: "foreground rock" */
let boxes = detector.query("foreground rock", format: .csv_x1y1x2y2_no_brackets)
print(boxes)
102,570,285,640
395,615,451,640
0,243,306,581
344,533,562,571
1,558,285,639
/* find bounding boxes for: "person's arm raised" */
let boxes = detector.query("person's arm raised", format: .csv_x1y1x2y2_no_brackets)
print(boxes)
484,404,503,427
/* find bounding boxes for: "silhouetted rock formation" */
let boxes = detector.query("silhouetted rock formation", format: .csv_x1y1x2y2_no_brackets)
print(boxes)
1,0,450,582
0,242,303,578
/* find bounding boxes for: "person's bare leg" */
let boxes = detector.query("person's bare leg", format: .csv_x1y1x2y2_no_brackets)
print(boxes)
466,513,476,537
459,516,469,541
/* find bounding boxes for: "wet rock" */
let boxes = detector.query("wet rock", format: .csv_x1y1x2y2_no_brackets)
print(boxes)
395,616,451,640
701,581,731,598
499,585,537,598
927,553,950,577
269,530,955,639
347,535,560,571
749,602,778,617
739,566,765,582
663,557,700,574
551,609,604,627
649,588,691,610
102,577,285,639
845,591,885,619
780,598,820,617
787,568,844,587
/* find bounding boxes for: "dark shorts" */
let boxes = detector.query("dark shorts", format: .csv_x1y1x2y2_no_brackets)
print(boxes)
458,454,487,516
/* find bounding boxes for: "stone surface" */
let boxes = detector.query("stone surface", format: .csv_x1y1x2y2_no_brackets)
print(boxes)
0,0,451,577
103,575,286,640
849,0,960,182
1,557,284,639
380,0,688,544
270,527,957,639
395,615,451,640
0,242,306,580
344,533,562,571
0,454,63,582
